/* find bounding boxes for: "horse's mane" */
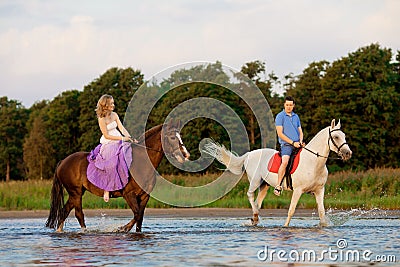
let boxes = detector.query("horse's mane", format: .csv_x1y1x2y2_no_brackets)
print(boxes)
138,124,163,143
306,126,330,147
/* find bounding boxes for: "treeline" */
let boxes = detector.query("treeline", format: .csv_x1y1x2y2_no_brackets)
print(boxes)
1,43,399,181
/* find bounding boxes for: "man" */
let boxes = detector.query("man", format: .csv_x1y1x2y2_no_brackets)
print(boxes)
274,96,304,196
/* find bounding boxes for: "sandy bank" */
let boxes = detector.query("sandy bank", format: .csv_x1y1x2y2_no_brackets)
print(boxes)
0,208,316,219
2,208,399,219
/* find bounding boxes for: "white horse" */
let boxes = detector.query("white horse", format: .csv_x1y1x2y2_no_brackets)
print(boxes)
203,119,352,227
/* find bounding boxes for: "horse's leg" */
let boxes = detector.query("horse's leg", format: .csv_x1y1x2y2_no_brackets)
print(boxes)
283,189,303,227
314,187,328,227
256,181,269,211
118,192,139,232
73,193,87,231
135,194,150,232
56,197,75,232
247,177,262,225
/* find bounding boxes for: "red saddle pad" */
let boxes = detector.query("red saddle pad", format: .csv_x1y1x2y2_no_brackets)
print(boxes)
267,149,302,174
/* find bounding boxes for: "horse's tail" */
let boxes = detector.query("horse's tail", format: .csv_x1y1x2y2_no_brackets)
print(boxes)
202,139,248,175
45,161,64,229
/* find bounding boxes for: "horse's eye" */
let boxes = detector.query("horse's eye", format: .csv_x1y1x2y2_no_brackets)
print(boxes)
170,136,176,140
334,136,339,140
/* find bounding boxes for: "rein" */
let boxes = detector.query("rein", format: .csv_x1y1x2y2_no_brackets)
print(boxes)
131,129,183,155
132,142,163,153
301,146,341,160
301,128,347,160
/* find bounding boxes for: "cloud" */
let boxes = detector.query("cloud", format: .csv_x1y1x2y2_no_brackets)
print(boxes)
360,0,400,47
0,0,398,107
0,15,103,105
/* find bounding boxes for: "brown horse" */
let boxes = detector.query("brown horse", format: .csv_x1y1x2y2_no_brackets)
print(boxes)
46,120,189,232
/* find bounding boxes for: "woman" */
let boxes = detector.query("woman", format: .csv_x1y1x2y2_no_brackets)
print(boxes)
87,94,136,202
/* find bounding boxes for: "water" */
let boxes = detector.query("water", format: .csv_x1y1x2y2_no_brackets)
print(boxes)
1,210,399,266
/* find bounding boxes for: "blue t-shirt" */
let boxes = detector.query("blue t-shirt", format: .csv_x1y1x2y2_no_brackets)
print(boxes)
275,110,301,145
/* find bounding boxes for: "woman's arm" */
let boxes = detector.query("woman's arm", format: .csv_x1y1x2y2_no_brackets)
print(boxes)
113,112,137,142
113,112,131,137
98,117,125,141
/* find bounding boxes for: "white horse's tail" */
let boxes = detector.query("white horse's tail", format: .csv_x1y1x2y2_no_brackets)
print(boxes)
202,140,248,175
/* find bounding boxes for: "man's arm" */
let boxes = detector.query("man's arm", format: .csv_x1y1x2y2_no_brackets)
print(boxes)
276,125,294,144
298,126,304,144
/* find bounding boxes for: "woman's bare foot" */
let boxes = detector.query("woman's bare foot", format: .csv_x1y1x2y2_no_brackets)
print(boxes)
103,191,109,202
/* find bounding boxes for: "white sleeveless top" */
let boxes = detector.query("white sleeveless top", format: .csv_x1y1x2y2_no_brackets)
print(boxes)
100,121,121,144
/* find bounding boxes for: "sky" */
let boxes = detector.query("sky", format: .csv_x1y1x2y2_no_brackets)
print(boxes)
0,0,399,107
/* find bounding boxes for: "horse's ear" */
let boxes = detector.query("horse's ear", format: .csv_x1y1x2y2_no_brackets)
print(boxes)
164,119,173,130
337,119,341,129
331,119,336,129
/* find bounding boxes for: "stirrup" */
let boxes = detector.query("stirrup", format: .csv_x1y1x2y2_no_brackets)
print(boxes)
274,185,282,196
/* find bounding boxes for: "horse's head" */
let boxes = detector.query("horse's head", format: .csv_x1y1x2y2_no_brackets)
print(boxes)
162,120,190,163
328,119,352,161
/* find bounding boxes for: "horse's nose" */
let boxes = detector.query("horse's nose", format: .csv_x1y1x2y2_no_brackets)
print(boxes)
345,149,352,159
181,146,190,159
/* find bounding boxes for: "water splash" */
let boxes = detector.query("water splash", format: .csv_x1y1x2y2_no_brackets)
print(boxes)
326,209,357,226
85,212,123,233
326,208,387,226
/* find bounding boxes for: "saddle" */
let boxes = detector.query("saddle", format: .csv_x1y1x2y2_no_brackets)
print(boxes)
267,148,302,190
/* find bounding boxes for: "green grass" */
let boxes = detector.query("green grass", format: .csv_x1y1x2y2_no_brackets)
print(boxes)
1,168,399,211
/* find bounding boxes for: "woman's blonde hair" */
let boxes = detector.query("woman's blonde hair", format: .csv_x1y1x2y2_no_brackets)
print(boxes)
96,94,113,118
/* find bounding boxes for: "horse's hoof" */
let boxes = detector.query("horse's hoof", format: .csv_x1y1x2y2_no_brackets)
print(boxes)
117,226,130,233
251,219,259,226
319,222,329,227
241,219,256,227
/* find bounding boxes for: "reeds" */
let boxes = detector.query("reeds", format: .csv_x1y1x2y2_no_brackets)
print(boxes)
0,168,399,210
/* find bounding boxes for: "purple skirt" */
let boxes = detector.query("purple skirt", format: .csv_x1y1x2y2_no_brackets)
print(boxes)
87,141,132,191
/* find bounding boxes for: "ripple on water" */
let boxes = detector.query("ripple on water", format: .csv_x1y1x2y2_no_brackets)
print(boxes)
0,210,399,266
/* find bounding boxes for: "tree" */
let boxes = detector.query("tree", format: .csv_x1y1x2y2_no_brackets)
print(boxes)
322,44,399,169
78,67,144,151
0,97,29,181
143,62,246,173
286,61,330,136
23,116,55,179
287,44,400,170
45,90,81,162
240,60,277,148
22,91,82,179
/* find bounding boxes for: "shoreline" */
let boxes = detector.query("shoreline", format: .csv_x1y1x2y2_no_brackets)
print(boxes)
0,208,313,219
1,208,400,219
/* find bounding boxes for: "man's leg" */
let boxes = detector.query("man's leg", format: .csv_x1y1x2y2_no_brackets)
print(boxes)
274,155,290,196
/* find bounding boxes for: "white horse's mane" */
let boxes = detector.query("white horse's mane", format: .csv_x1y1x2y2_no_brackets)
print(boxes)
305,126,330,147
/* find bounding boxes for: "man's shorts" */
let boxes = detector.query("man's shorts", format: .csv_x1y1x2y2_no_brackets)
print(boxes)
280,144,294,156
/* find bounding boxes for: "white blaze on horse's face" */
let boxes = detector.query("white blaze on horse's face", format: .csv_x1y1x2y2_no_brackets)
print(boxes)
176,132,190,161
329,120,352,161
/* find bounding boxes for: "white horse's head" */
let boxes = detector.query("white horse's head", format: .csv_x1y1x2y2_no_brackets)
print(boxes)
328,119,352,161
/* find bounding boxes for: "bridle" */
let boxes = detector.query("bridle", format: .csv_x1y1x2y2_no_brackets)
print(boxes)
302,128,348,160
328,128,349,154
162,129,187,158
132,129,186,158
